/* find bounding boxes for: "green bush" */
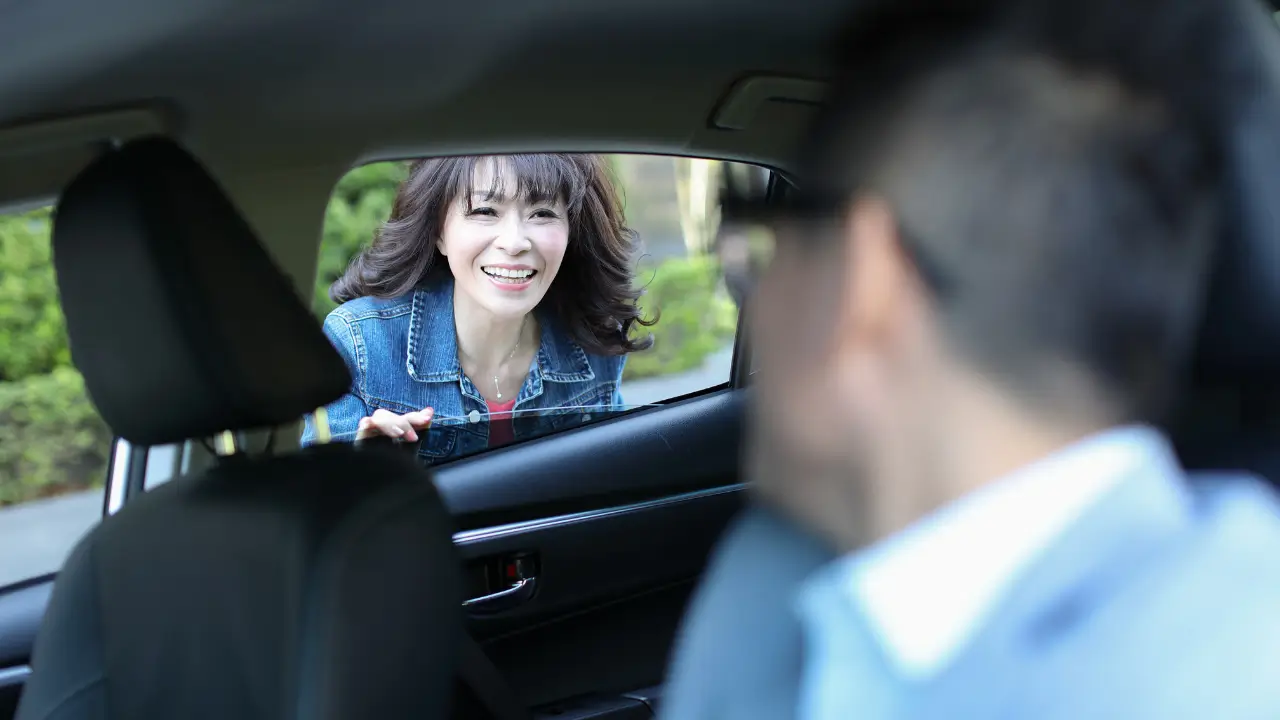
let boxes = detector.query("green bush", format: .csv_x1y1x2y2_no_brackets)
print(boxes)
0,367,111,506
624,255,737,381
0,208,109,506
0,209,69,382
312,161,408,318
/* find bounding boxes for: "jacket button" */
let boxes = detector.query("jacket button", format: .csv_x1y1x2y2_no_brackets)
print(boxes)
468,410,481,424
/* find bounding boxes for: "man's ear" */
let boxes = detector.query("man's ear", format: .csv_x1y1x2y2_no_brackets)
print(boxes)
840,196,913,349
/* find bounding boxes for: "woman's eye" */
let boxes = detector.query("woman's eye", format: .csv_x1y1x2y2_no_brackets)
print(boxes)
531,209,559,220
467,207,498,218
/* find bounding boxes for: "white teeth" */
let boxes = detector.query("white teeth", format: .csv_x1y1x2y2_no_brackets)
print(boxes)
483,267,534,279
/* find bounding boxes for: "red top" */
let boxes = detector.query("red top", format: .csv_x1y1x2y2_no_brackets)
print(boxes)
486,397,518,448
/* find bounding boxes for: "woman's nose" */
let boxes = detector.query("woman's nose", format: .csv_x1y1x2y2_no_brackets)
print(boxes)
493,216,532,254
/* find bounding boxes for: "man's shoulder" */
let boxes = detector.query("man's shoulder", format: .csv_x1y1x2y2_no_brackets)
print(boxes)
1115,474,1280,663
1185,471,1280,563
662,506,836,720
929,474,1280,718
1103,477,1280,716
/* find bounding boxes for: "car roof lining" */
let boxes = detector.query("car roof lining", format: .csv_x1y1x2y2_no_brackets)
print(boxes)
0,0,854,292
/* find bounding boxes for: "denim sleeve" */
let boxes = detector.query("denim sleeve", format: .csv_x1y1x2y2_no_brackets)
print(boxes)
612,354,626,408
301,313,370,446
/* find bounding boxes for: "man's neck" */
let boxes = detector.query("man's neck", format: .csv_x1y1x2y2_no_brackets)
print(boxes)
865,379,1113,549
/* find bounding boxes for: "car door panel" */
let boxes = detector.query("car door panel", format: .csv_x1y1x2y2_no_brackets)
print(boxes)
0,580,47,718
442,389,746,713
498,583,691,713
457,485,742,635
459,487,744,710
440,386,742,712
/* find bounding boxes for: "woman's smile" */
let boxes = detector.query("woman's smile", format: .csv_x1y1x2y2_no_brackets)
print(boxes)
482,264,539,290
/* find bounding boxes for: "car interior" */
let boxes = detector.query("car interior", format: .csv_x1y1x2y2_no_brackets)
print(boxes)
3,0,1280,718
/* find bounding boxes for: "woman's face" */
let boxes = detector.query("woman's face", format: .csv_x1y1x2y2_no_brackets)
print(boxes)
438,159,570,319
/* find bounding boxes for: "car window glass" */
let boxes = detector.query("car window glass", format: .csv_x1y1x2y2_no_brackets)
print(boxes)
306,154,766,465
0,206,110,587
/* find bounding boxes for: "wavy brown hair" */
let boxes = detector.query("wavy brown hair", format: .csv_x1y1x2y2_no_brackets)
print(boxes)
331,154,654,355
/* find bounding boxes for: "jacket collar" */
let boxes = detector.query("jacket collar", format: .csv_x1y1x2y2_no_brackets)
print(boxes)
406,277,595,384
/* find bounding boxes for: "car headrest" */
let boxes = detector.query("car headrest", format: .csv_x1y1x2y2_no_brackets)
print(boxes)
1191,0,1280,387
53,137,351,445
1166,0,1280,478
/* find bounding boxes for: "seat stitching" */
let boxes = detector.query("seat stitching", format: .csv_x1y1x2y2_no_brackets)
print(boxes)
32,676,106,720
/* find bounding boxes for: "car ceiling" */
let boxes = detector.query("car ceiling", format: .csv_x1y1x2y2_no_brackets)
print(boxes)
0,0,853,289
6,0,1277,291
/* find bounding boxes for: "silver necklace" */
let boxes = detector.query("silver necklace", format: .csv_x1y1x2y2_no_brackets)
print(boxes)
493,318,527,400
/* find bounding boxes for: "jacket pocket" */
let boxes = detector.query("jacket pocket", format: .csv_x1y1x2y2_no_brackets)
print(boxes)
417,426,458,460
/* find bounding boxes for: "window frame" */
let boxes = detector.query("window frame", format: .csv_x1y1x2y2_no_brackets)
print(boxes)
106,159,786,507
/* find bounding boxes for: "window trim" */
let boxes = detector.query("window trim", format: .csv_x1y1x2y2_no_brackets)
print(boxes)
104,439,148,516
728,169,787,388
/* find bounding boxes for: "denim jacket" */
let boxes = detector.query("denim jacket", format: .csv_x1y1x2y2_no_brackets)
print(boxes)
301,278,625,463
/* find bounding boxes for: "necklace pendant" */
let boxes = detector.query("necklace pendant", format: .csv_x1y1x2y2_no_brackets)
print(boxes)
494,374,502,400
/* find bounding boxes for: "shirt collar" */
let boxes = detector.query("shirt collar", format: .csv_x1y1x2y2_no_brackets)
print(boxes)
406,277,595,384
796,424,1182,681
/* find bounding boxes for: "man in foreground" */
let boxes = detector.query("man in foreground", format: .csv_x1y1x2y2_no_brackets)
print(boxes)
664,0,1280,717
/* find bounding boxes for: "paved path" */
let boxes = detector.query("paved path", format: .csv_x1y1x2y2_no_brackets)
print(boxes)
621,344,735,407
0,345,737,587
0,490,100,588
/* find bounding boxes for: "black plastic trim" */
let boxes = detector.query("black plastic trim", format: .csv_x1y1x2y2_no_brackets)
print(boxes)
0,666,30,689
0,581,52,667
453,485,744,546
436,390,744,530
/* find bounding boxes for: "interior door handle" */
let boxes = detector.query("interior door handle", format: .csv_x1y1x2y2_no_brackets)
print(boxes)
463,576,538,614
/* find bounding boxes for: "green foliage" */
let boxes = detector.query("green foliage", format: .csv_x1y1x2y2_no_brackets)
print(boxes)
0,367,111,506
0,208,109,507
312,162,408,317
624,255,737,381
0,209,70,381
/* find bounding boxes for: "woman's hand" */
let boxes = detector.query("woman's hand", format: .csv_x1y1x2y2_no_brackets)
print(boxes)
356,407,434,442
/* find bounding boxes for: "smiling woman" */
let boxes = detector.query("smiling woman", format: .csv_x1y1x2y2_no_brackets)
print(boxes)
302,154,655,461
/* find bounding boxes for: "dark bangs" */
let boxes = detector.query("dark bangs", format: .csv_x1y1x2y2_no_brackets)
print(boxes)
454,154,591,215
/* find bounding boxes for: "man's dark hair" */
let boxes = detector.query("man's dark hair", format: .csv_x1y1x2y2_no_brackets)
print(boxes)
800,0,1245,421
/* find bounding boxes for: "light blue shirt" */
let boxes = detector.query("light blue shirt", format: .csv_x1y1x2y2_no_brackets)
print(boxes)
793,425,1180,718
663,424,1280,720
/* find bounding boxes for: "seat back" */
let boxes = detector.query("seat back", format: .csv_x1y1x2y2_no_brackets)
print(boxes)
16,139,460,720
1170,0,1280,481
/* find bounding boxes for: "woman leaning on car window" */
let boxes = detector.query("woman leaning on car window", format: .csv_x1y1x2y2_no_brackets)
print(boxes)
301,154,654,462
